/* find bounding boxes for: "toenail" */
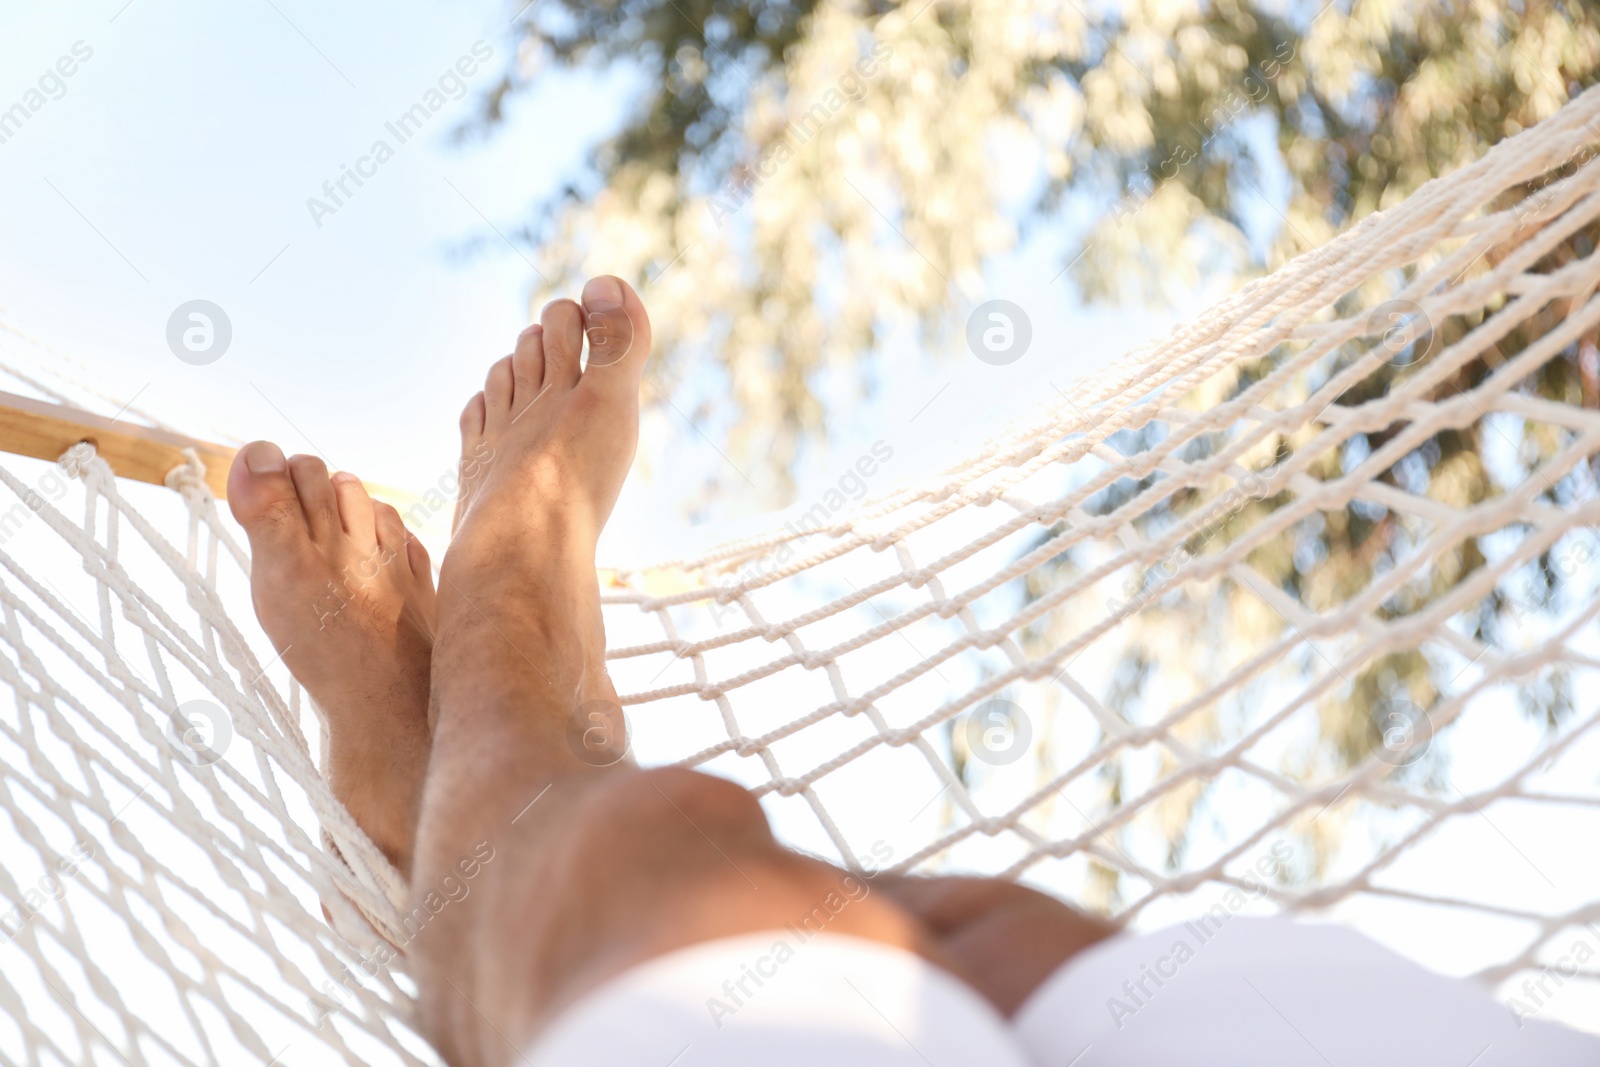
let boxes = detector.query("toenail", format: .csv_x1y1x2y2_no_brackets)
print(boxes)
583,300,634,367
331,472,360,486
583,276,624,305
243,442,287,474
520,323,542,338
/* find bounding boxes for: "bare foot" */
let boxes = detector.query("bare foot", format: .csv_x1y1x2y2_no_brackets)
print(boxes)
228,444,435,874
440,275,651,704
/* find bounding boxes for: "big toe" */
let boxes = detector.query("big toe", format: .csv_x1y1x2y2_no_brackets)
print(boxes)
580,274,650,380
227,441,309,551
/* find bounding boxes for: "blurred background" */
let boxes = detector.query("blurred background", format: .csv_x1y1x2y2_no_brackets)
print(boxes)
4,0,1600,1045
3,1,1593,559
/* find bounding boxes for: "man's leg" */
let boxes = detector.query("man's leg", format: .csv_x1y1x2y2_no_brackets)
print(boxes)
225,443,435,875
224,274,1116,1065
407,278,936,1066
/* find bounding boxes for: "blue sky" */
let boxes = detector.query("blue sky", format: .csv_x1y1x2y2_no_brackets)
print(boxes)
1,2,618,519
0,0,1178,564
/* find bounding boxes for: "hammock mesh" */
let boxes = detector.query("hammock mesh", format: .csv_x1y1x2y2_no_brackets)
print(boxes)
3,83,1600,1065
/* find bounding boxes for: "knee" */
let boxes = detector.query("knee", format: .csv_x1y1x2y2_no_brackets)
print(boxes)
576,767,773,848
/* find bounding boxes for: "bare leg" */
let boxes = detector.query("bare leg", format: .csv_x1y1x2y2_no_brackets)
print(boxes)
231,278,1119,1064
226,398,1112,1041
227,446,435,874
407,279,936,1066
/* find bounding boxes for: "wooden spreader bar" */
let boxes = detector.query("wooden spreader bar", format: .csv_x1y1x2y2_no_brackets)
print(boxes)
0,390,235,499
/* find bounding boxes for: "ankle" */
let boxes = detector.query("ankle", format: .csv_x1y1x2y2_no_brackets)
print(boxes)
449,501,599,569
434,610,593,696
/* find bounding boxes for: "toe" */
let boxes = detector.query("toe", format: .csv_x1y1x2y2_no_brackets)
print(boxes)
580,274,651,382
539,299,585,390
288,455,342,543
373,502,415,567
374,501,435,620
405,536,431,582
331,472,377,550
484,355,515,421
227,441,310,551
373,501,404,552
511,324,548,419
460,391,486,441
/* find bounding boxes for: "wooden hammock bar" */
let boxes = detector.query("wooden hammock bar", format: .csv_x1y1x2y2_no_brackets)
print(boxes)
0,390,235,499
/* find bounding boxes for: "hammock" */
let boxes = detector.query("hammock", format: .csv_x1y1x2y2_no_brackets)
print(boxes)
3,83,1600,1065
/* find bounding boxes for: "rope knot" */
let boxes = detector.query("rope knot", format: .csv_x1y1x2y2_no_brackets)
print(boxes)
57,441,98,480
165,448,212,500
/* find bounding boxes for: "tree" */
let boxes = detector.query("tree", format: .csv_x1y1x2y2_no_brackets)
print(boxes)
469,0,1600,899
470,0,1598,494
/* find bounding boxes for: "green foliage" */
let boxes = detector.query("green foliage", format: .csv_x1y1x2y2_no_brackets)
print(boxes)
473,0,1599,496
471,2,1600,882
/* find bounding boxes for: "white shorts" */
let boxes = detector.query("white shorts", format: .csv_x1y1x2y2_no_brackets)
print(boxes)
524,917,1600,1066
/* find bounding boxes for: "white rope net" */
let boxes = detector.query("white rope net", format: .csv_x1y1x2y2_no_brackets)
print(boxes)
4,84,1600,1064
